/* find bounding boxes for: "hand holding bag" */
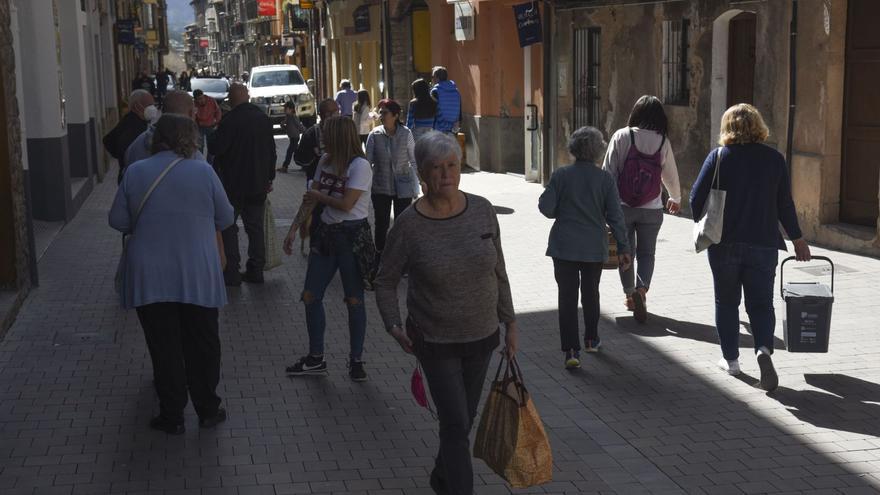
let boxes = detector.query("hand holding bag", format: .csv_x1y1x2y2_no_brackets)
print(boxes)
115,157,185,299
473,355,553,488
693,149,726,253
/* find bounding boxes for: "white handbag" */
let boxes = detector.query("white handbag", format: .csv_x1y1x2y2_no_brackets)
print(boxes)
693,149,726,253
263,199,283,271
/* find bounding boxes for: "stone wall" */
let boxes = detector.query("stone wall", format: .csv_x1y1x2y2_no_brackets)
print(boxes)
552,1,791,208
0,0,32,332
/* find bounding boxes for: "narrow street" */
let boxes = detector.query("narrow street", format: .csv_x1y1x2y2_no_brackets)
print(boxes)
1,137,879,494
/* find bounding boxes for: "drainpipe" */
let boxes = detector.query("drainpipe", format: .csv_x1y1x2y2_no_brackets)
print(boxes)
785,0,798,175
542,0,553,184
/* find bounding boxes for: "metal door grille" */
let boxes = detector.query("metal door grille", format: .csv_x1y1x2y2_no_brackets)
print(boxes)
574,27,600,129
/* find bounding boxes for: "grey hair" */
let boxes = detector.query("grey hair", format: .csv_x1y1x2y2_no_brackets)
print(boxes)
414,131,461,177
129,89,152,105
568,126,607,163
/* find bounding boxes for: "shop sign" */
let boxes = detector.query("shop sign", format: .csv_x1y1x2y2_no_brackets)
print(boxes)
199,38,209,48
353,5,371,34
300,0,315,9
513,1,542,47
258,0,277,16
116,19,136,45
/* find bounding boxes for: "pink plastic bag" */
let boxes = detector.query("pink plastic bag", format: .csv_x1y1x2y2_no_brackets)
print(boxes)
410,363,436,418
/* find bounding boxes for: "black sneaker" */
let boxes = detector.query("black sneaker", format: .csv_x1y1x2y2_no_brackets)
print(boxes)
224,271,242,287
240,271,264,284
149,416,185,435
757,351,778,392
285,355,327,375
348,360,367,382
199,407,227,429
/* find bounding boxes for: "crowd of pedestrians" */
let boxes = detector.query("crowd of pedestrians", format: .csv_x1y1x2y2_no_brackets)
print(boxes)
104,61,814,494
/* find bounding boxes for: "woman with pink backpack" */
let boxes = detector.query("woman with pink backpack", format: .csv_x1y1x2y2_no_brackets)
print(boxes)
602,96,681,323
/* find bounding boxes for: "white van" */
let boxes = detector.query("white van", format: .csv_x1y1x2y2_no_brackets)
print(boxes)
248,65,316,126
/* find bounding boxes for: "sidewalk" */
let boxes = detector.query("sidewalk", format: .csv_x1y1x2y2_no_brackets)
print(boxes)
1,140,880,494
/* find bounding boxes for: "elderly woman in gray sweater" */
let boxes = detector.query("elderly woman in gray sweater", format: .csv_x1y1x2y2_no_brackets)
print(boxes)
365,98,418,257
539,126,632,370
375,131,517,495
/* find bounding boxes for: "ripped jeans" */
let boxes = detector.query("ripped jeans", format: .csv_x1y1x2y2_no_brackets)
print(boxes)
301,222,367,360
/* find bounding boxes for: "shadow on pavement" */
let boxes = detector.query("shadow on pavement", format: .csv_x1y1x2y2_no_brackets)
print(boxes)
772,374,880,438
615,313,786,349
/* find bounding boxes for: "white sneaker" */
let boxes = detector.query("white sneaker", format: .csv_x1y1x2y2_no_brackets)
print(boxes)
717,358,741,376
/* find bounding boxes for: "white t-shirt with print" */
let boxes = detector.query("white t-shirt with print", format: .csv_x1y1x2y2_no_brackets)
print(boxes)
312,156,373,224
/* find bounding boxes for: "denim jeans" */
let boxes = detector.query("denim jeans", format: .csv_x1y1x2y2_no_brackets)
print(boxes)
302,223,366,360
420,349,493,495
619,206,663,294
553,258,603,351
707,242,778,361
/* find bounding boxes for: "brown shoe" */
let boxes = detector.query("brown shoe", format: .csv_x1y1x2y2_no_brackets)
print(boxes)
632,291,647,323
625,296,634,311
276,166,288,173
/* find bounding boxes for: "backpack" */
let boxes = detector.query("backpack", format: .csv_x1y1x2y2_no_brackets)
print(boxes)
617,128,665,207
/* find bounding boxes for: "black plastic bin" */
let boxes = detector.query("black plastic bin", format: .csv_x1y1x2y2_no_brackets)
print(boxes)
780,256,834,353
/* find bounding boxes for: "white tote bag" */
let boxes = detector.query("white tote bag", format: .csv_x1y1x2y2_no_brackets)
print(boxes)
693,149,726,253
264,199,283,271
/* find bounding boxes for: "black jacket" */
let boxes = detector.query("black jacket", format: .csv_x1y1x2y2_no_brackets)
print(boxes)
294,123,322,180
208,102,276,201
102,112,148,183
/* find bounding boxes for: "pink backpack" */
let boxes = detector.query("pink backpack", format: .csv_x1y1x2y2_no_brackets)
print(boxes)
617,128,665,207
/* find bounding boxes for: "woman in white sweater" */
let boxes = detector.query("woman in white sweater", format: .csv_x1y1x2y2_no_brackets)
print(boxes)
602,95,681,323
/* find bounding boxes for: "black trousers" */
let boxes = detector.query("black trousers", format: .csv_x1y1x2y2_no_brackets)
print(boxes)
420,349,493,495
135,302,222,423
282,136,298,167
553,258,603,351
222,197,265,275
371,193,412,252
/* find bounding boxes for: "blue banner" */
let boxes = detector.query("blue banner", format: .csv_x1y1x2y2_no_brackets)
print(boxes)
513,2,542,48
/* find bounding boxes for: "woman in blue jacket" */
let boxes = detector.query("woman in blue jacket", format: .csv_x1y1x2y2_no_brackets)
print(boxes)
690,104,811,391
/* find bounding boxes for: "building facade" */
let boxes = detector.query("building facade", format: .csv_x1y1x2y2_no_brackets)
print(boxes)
0,0,170,333
547,0,879,255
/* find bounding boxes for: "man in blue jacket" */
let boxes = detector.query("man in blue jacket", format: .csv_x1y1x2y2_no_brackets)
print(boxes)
430,66,461,134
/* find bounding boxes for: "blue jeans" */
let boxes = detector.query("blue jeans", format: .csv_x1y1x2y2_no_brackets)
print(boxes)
707,242,778,361
301,224,366,360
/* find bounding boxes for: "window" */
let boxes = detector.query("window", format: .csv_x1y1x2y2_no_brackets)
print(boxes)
662,19,689,105
574,27,600,128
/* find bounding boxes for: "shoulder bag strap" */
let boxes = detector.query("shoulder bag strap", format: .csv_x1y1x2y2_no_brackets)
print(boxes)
711,148,722,189
131,157,185,234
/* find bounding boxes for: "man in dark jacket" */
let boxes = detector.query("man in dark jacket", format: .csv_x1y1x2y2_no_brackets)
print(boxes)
102,89,155,184
208,83,277,286
294,98,339,184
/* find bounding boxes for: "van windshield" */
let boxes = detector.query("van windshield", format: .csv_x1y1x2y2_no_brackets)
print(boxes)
250,70,305,87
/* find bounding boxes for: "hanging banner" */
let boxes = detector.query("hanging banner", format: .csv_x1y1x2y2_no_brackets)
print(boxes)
513,1,542,47
353,5,371,34
258,0,277,16
116,19,136,45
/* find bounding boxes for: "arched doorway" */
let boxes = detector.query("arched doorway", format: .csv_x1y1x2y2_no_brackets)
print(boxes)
710,10,756,138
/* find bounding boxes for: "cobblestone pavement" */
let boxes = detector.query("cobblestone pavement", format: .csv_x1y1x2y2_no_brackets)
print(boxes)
2,137,880,494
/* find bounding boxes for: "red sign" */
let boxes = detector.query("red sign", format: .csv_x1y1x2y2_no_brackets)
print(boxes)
258,0,276,16
199,39,209,48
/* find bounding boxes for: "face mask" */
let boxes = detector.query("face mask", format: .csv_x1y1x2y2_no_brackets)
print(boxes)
143,104,160,123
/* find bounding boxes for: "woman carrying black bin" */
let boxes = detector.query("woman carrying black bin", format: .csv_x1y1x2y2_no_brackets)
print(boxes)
691,103,811,391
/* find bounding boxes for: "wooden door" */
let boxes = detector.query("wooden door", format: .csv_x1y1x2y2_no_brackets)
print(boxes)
841,0,880,226
727,12,756,107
